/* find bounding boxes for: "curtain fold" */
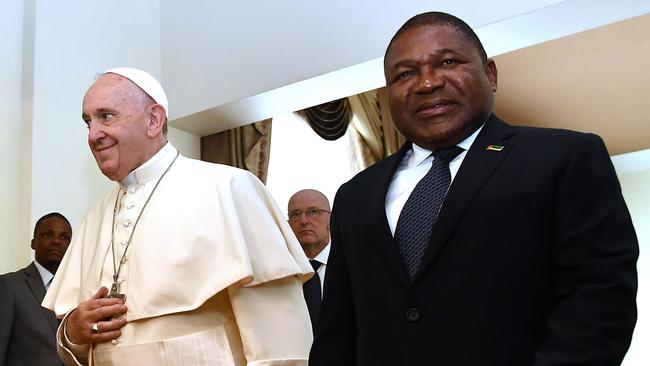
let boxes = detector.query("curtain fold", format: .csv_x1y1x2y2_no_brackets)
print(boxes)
200,119,272,183
348,87,405,171
298,98,351,141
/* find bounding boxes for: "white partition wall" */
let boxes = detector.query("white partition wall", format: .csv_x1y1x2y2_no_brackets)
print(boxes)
614,153,650,366
0,0,28,272
0,1,205,275
29,0,162,231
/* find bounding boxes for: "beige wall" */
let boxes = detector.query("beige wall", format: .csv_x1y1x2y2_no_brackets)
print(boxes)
493,13,650,156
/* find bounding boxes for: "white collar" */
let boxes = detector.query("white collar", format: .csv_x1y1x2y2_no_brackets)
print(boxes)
33,260,54,288
312,242,331,265
410,123,485,165
120,142,178,188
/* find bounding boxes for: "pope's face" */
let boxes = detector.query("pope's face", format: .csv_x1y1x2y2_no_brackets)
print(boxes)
384,24,497,150
82,74,153,181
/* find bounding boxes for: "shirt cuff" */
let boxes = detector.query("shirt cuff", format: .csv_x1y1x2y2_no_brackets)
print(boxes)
57,310,90,365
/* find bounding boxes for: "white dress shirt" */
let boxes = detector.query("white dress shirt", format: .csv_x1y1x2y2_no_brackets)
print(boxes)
34,260,54,290
385,125,484,235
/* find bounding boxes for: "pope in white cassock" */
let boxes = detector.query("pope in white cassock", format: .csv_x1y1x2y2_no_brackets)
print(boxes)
42,68,314,366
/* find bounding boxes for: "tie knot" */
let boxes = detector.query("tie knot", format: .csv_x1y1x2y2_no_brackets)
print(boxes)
309,260,322,271
432,146,464,163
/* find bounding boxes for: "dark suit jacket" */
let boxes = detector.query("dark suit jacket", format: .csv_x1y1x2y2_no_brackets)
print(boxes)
0,262,62,366
309,115,638,366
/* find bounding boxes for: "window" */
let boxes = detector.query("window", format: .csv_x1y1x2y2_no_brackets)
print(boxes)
266,112,355,213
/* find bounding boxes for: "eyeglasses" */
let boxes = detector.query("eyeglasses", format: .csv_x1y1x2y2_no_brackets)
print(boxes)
288,208,330,221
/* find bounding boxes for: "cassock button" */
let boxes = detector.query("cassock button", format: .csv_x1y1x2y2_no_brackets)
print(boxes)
128,187,137,194
123,220,132,228
126,202,135,209
406,308,421,322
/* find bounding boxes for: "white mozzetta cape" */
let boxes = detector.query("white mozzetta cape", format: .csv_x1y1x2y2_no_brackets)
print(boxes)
43,154,313,321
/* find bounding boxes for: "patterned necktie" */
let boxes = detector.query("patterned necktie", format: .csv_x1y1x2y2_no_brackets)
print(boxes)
394,146,464,280
303,259,322,331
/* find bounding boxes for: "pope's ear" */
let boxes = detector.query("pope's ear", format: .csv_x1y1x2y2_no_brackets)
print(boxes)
147,104,166,138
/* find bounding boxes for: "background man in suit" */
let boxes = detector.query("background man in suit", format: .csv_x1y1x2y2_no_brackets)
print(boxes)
309,11,638,366
0,212,72,366
288,189,331,330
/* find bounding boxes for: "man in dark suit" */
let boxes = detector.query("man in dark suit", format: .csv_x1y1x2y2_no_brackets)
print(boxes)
0,212,72,365
288,189,332,330
309,12,638,366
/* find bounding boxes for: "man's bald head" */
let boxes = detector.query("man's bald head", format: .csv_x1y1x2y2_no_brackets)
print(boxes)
288,189,331,211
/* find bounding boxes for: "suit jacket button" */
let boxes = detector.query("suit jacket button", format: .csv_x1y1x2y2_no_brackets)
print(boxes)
406,308,421,322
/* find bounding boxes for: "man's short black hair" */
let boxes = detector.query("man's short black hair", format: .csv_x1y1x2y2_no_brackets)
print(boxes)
33,212,71,237
385,11,488,65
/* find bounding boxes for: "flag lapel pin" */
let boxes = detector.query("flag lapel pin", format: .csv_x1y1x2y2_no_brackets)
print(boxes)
486,144,504,152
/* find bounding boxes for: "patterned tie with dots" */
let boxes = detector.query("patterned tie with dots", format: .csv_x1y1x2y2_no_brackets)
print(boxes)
394,146,464,280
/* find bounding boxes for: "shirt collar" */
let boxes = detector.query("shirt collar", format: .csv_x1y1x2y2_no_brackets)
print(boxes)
410,123,485,165
313,242,331,265
33,260,53,288
120,142,177,188
457,123,484,151
410,143,434,167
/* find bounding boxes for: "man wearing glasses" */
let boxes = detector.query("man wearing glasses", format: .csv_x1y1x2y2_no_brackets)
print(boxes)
287,189,331,331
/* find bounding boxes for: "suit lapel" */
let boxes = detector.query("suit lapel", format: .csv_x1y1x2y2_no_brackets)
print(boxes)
25,262,59,333
367,143,413,287
415,115,515,280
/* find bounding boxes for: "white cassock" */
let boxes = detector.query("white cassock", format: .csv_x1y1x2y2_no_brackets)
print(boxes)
43,143,313,366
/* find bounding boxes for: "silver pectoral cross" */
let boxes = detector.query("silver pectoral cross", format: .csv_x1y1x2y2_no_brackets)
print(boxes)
109,276,126,301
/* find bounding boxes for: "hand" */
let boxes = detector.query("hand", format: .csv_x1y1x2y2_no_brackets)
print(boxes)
66,287,128,345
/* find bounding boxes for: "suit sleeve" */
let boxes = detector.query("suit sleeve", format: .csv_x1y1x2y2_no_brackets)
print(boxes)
227,276,312,365
0,277,14,364
532,133,638,365
309,186,357,366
